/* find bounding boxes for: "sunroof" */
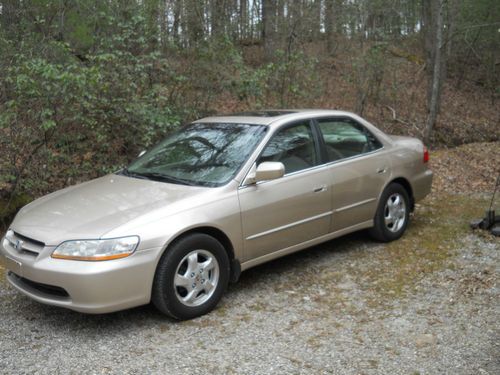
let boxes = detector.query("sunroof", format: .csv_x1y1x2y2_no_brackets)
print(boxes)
230,110,297,117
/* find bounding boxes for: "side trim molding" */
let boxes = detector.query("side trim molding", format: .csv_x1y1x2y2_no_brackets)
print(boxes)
334,198,376,213
240,220,373,271
245,211,333,241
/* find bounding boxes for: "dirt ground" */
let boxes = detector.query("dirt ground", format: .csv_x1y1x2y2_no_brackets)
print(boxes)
0,142,498,374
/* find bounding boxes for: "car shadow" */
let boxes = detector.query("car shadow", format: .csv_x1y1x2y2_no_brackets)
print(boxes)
230,230,376,293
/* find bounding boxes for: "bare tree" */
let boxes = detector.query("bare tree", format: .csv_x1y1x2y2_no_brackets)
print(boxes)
325,0,335,54
262,0,277,60
424,0,445,145
172,0,181,43
312,0,322,40
211,0,226,37
239,0,248,40
186,0,204,45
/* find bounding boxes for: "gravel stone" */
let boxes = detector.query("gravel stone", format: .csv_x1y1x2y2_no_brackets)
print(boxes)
0,212,498,374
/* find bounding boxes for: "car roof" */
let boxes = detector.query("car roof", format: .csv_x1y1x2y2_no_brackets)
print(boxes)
193,109,357,126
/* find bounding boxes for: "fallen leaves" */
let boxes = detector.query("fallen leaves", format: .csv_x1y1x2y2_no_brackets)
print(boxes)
430,142,500,194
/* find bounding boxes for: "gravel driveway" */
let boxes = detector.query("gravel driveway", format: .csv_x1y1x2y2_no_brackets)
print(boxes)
1,193,498,375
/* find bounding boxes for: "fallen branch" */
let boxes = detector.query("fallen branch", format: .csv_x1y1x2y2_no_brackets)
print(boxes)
385,106,423,137
386,105,397,120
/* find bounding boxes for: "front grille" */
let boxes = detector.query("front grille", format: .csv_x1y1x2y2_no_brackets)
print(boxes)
9,272,69,298
13,232,45,248
5,231,45,256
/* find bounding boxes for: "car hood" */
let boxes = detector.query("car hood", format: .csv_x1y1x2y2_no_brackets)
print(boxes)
11,174,207,246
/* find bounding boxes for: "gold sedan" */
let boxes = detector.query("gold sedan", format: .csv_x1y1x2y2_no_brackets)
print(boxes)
0,110,432,320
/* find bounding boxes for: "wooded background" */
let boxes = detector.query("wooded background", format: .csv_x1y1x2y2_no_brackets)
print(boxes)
0,0,499,224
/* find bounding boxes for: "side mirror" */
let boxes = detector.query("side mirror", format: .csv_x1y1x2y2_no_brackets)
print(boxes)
243,162,285,185
138,150,146,157
256,162,285,181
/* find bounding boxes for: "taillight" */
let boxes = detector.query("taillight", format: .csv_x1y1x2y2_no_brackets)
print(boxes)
423,146,429,163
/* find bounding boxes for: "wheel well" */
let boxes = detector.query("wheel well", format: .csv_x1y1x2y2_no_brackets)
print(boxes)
391,177,415,211
175,226,235,261
171,227,240,283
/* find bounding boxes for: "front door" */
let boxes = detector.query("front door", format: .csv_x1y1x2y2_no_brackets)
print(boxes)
238,121,332,262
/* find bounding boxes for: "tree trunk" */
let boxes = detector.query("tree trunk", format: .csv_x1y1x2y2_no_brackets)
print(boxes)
422,0,433,75
446,0,459,61
424,0,445,145
211,0,225,37
159,0,167,48
145,0,160,48
239,0,248,40
172,0,181,44
277,0,285,40
335,0,343,34
186,0,204,45
312,0,322,40
325,0,335,55
262,0,277,60
0,0,20,37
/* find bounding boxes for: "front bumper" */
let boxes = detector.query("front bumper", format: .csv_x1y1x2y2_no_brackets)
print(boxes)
0,235,163,314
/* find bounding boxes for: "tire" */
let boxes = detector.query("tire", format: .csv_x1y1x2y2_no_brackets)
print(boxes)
369,183,410,242
152,233,230,320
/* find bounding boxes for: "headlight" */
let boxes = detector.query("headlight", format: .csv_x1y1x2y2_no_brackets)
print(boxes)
51,236,139,261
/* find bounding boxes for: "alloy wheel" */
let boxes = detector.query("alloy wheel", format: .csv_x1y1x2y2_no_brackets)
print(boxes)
174,249,220,307
384,193,406,233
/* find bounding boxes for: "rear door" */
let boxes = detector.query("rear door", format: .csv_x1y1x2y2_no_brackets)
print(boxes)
315,117,389,232
238,120,332,262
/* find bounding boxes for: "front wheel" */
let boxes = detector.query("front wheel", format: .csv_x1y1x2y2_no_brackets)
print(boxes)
152,233,230,320
369,183,410,242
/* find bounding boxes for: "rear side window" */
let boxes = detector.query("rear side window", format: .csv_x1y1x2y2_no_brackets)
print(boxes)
259,121,318,174
317,118,382,162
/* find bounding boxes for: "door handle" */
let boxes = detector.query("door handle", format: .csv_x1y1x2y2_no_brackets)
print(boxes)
313,185,327,193
376,167,387,174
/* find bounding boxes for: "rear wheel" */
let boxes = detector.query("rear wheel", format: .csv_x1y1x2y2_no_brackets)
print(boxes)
152,233,230,320
370,183,410,242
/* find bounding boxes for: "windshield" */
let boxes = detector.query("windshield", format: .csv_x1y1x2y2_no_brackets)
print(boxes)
123,123,267,187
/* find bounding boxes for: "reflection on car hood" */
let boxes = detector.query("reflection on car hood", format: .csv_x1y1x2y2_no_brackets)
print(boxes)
11,174,207,246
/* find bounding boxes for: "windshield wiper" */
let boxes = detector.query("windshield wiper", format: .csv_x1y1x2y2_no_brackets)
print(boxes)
119,168,152,180
134,172,196,186
120,168,197,186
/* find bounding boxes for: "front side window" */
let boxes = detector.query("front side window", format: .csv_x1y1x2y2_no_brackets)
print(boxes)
124,123,267,186
258,122,318,174
317,118,382,161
